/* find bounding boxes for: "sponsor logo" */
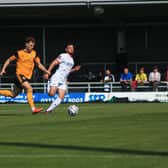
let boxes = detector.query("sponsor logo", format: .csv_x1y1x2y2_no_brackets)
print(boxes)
88,94,106,101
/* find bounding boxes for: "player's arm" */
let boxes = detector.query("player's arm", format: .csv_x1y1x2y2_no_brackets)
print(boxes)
71,56,81,73
71,65,81,73
0,55,16,76
43,58,59,80
48,59,59,73
35,57,50,75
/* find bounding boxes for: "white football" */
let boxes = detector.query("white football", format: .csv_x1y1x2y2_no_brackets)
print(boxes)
67,105,79,116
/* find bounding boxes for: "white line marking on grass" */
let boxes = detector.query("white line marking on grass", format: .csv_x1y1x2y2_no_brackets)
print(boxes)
0,154,163,159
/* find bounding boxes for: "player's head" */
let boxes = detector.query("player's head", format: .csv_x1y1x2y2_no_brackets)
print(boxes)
25,37,36,51
65,43,74,56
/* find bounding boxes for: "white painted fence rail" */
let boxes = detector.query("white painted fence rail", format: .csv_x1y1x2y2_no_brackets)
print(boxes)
0,82,168,93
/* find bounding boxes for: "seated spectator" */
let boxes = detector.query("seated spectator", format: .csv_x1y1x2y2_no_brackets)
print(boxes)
120,67,133,91
87,71,96,82
149,66,161,91
163,66,168,81
132,67,147,90
104,69,115,92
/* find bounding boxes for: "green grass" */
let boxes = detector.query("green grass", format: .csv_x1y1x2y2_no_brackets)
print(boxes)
0,102,168,168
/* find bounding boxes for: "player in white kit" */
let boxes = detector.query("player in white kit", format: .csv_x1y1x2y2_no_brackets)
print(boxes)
44,43,80,114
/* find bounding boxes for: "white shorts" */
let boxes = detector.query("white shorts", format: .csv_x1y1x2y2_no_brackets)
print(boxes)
48,74,67,92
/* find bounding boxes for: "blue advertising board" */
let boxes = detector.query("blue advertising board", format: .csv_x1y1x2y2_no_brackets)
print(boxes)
0,93,85,103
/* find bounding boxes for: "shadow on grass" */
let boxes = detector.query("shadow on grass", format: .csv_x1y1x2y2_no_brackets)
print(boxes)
0,142,167,157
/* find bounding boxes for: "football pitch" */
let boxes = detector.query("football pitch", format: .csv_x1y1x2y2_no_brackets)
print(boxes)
0,102,168,168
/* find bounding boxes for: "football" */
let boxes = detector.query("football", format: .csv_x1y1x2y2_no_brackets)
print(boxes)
67,104,79,116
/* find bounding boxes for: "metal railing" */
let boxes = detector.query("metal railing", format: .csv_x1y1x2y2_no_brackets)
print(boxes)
0,82,168,93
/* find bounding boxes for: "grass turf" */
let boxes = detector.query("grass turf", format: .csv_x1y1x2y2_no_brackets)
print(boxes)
0,103,168,168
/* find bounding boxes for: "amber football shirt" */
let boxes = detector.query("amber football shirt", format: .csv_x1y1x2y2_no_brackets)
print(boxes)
9,49,40,79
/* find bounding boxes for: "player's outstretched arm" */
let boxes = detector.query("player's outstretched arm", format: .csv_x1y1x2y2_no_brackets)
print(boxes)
48,59,59,73
0,58,12,76
34,57,50,75
36,62,50,75
71,65,81,73
43,59,59,80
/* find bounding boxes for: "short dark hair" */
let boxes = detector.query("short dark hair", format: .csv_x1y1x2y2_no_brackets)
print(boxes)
25,37,36,43
66,42,74,47
153,66,158,70
140,67,144,71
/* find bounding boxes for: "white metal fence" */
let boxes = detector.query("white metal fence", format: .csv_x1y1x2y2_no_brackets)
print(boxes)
0,82,168,93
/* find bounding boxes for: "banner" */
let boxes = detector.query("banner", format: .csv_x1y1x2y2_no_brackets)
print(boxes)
0,93,85,103
85,92,168,103
108,92,168,102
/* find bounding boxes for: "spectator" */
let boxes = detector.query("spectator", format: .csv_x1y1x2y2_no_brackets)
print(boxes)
87,71,96,82
104,69,115,92
164,66,168,81
96,71,104,82
120,67,133,91
149,66,161,91
132,67,147,90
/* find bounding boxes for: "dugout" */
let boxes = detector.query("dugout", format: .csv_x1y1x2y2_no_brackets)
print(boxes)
0,0,168,82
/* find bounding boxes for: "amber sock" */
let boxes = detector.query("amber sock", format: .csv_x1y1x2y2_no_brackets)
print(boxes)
27,90,35,110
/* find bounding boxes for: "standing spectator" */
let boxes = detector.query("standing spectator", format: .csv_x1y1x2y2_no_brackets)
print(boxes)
149,66,161,91
132,67,147,90
120,67,133,91
104,69,115,92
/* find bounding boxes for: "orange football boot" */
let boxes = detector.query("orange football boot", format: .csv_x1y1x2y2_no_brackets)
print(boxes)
32,108,43,115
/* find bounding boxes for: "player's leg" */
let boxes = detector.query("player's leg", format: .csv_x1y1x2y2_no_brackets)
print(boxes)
45,85,58,113
0,89,14,97
0,83,22,98
48,86,57,97
45,87,66,114
21,81,42,114
12,84,22,97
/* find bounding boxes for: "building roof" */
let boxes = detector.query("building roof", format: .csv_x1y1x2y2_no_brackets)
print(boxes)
0,0,168,23
0,0,168,7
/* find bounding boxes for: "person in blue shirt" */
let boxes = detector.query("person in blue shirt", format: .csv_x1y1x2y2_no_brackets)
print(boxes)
120,67,133,91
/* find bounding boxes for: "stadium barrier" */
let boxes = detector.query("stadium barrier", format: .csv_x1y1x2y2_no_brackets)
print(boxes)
0,82,168,103
0,82,168,93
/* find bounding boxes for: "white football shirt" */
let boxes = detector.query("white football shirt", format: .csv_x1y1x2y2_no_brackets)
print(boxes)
54,53,74,81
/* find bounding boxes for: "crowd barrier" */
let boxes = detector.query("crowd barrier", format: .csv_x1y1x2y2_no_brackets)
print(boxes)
0,82,168,93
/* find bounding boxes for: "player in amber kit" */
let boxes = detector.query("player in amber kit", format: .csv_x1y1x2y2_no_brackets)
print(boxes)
0,37,50,114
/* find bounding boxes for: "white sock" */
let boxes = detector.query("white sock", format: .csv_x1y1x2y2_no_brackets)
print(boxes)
46,97,62,112
32,107,35,112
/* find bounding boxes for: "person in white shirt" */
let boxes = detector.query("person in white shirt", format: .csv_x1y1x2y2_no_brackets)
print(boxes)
149,66,161,91
44,43,80,114
104,69,115,92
